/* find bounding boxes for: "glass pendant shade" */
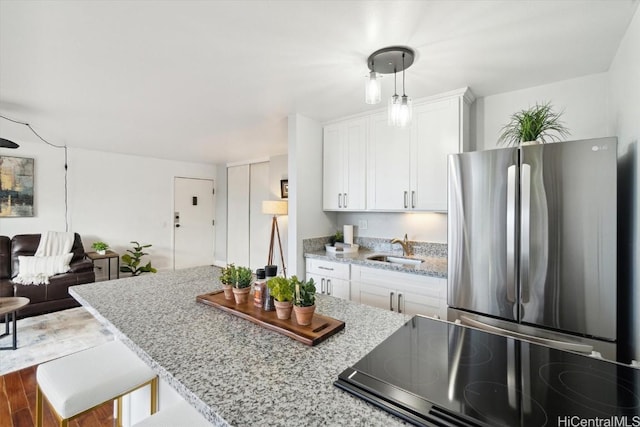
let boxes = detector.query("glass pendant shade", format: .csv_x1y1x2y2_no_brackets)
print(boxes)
397,95,412,128
365,71,381,104
388,94,401,126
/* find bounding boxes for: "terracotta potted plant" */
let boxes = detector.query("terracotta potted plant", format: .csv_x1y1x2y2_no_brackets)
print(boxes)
219,264,236,299
267,276,295,320
497,101,570,147
232,266,253,304
293,277,316,326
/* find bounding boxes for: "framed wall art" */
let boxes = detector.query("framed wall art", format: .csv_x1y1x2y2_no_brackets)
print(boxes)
280,179,289,199
0,156,34,217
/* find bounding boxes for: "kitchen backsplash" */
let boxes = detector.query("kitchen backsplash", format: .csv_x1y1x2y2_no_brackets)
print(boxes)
303,236,447,258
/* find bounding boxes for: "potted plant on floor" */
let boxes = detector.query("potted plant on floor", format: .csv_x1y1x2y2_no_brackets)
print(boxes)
498,101,570,147
293,277,316,326
120,241,157,276
219,264,236,299
232,266,253,304
91,241,109,255
267,276,295,319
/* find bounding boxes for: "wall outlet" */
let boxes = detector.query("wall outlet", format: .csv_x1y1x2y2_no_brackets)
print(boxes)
358,219,368,230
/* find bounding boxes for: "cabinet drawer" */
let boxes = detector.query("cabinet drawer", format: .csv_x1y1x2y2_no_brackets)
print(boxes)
306,259,350,280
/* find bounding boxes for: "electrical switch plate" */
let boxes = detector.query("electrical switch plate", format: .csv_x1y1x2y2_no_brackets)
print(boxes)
358,219,368,230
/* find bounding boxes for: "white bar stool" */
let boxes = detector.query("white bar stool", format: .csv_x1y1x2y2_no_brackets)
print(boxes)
36,340,158,427
133,400,212,427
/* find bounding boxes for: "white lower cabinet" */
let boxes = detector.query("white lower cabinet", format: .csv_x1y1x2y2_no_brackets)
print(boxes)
305,258,351,300
351,265,447,319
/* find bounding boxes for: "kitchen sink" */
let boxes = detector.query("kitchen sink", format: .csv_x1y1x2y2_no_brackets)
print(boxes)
366,254,424,266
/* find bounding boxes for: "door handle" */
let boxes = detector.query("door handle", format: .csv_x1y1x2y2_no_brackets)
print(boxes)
321,278,326,294
389,291,395,311
344,193,348,208
403,191,408,209
397,293,402,314
411,191,415,209
506,165,517,304
327,279,332,296
338,193,342,208
520,164,531,303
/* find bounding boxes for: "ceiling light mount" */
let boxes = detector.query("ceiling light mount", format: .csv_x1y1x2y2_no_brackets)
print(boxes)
367,46,415,74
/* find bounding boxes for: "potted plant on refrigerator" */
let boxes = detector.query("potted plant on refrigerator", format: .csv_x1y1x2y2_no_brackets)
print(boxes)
267,276,295,319
497,101,570,147
232,266,253,304
293,277,316,326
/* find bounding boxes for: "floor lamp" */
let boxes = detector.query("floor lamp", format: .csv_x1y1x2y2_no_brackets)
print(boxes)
262,200,288,277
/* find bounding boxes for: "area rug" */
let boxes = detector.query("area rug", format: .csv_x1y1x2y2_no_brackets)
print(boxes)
0,307,113,375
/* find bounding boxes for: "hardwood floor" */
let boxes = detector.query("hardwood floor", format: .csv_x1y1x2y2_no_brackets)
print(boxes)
0,365,114,427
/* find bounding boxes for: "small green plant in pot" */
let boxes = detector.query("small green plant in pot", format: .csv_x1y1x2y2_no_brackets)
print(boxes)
91,241,109,255
498,101,570,147
232,266,253,304
120,241,157,276
267,276,295,319
293,276,316,326
328,230,344,246
219,264,236,299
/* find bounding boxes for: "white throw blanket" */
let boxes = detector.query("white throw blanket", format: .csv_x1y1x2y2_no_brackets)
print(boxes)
13,231,75,285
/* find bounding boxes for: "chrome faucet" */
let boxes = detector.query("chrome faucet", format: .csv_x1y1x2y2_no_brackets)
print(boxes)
390,233,412,256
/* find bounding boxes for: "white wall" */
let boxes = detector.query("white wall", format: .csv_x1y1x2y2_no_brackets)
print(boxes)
336,212,447,243
0,140,216,272
288,114,335,277
268,154,289,274
474,73,613,151
609,5,640,362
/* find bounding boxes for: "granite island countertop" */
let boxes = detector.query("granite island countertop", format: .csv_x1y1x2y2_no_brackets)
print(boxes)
70,266,410,426
305,248,448,278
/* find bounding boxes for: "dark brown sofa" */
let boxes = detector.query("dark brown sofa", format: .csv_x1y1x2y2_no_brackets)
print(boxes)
0,233,95,319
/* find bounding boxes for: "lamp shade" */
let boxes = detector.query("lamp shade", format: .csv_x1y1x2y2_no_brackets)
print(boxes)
262,200,288,215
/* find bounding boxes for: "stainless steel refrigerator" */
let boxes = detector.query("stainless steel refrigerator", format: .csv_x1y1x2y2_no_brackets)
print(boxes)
447,137,618,360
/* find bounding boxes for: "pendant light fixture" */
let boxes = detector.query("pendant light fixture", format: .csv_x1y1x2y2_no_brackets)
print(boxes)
365,46,415,127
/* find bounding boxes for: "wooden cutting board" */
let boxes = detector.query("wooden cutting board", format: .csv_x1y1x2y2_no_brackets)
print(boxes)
196,290,345,346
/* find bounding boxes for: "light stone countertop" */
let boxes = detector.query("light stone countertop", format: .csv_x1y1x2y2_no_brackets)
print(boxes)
305,249,448,278
70,266,410,426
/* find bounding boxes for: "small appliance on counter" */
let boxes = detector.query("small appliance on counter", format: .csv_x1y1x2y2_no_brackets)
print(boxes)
335,315,640,426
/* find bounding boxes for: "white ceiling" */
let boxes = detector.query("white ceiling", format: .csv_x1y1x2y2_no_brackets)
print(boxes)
0,0,637,164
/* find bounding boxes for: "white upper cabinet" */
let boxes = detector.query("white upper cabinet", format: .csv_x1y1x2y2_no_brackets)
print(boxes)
323,87,474,212
368,88,473,212
411,97,461,211
322,117,367,210
367,112,412,210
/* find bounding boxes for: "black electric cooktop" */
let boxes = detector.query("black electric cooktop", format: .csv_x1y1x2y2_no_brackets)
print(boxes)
335,316,640,426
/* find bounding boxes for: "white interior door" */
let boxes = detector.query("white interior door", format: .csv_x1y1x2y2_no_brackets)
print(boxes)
173,177,215,269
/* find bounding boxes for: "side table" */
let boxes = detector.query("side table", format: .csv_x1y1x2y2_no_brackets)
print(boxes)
85,250,120,280
0,297,30,350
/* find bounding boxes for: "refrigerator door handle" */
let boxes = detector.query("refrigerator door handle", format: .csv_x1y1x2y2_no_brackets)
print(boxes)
520,164,531,303
506,165,517,304
458,315,594,354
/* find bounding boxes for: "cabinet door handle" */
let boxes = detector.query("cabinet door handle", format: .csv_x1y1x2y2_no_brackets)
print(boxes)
321,278,326,294
344,193,348,208
318,266,334,271
327,279,332,296
389,291,395,311
338,193,342,208
411,191,416,209
403,191,408,209
397,293,403,314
